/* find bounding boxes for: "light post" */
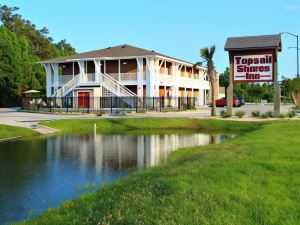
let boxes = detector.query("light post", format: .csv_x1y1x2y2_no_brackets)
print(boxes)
280,32,299,79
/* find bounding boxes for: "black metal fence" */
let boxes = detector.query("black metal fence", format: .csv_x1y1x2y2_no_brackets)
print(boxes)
21,96,198,113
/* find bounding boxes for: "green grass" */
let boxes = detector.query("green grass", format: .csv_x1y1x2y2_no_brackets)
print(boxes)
40,118,261,134
0,124,39,140
17,119,300,225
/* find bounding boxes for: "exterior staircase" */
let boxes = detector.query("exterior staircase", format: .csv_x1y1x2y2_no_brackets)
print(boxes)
101,73,136,97
53,73,80,97
53,73,137,98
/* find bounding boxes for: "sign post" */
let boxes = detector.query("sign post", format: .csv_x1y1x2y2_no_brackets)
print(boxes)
227,59,233,115
273,51,281,116
224,35,282,116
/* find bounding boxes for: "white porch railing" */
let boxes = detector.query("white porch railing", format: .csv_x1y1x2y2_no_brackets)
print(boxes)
107,73,137,81
82,73,96,82
51,75,74,85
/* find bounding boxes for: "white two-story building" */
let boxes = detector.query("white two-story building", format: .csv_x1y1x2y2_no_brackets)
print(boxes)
40,44,211,109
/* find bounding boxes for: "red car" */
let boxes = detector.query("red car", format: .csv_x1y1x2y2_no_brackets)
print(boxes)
216,97,240,107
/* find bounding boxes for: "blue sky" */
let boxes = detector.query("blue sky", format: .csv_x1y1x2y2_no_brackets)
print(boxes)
2,0,300,79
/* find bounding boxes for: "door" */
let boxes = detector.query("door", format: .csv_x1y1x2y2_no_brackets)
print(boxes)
78,92,90,108
159,87,165,108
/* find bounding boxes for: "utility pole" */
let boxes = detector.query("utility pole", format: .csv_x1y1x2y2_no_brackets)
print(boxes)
280,32,299,79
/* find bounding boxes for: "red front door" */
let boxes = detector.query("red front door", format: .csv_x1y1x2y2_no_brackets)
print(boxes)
78,92,90,108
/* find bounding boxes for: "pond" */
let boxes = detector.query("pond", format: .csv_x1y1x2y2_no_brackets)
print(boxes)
0,132,234,224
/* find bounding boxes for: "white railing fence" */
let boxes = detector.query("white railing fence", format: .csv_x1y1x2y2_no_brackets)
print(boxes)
107,73,137,81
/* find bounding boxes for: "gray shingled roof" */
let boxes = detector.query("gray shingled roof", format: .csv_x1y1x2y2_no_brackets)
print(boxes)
39,44,194,65
224,34,282,51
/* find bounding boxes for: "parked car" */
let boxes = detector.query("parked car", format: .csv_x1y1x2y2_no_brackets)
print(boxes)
236,96,245,106
216,97,240,107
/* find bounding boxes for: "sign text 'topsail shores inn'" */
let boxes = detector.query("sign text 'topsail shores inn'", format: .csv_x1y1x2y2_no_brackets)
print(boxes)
233,53,274,82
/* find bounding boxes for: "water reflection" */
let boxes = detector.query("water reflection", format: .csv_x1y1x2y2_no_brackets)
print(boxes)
0,132,232,224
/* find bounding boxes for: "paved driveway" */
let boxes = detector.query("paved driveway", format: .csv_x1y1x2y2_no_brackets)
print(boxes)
0,104,296,133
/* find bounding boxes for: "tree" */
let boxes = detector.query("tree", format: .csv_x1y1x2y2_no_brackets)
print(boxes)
0,4,76,60
0,4,76,106
197,46,217,116
219,67,229,89
0,26,22,106
281,77,300,108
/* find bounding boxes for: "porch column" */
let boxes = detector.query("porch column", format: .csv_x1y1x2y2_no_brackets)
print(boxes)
154,59,160,97
171,63,177,107
45,64,52,97
146,58,155,97
118,59,121,81
94,59,101,83
136,58,144,97
78,61,85,82
53,63,59,92
199,89,204,106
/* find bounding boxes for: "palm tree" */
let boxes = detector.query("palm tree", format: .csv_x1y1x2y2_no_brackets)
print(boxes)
195,46,217,116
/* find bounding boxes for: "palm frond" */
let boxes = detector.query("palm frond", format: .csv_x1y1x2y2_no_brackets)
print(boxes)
200,48,209,60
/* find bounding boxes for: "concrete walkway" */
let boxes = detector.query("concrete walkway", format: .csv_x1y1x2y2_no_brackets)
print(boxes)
0,108,96,134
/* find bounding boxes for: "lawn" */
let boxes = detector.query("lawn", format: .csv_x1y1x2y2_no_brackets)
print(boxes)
39,117,261,134
18,119,300,225
0,124,39,140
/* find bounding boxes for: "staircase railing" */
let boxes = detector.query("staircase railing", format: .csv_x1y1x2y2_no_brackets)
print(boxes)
53,72,138,100
54,73,80,97
101,73,136,96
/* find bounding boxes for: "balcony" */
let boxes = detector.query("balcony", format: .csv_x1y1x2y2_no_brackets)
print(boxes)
51,75,73,86
82,73,96,83
107,73,138,81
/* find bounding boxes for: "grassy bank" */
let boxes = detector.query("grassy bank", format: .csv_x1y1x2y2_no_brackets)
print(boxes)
40,118,261,134
0,124,39,140
18,119,300,225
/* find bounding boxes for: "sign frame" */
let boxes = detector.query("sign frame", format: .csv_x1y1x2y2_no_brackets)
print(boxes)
229,50,276,83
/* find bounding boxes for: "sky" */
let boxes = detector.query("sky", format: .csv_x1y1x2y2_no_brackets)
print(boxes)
1,0,300,79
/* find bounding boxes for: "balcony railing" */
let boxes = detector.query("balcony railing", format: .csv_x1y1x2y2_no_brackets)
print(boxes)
107,73,138,81
82,73,96,82
51,75,74,85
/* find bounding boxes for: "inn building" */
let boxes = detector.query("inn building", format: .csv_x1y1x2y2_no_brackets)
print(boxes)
40,44,215,108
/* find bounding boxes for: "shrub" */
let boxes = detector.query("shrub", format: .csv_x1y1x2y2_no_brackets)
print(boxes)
260,113,269,119
287,110,296,118
251,110,261,117
279,113,286,118
137,109,146,113
234,110,246,118
265,110,274,118
220,110,231,118
97,110,107,116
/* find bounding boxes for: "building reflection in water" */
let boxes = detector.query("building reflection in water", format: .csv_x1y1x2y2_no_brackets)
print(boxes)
46,133,231,173
0,132,233,224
